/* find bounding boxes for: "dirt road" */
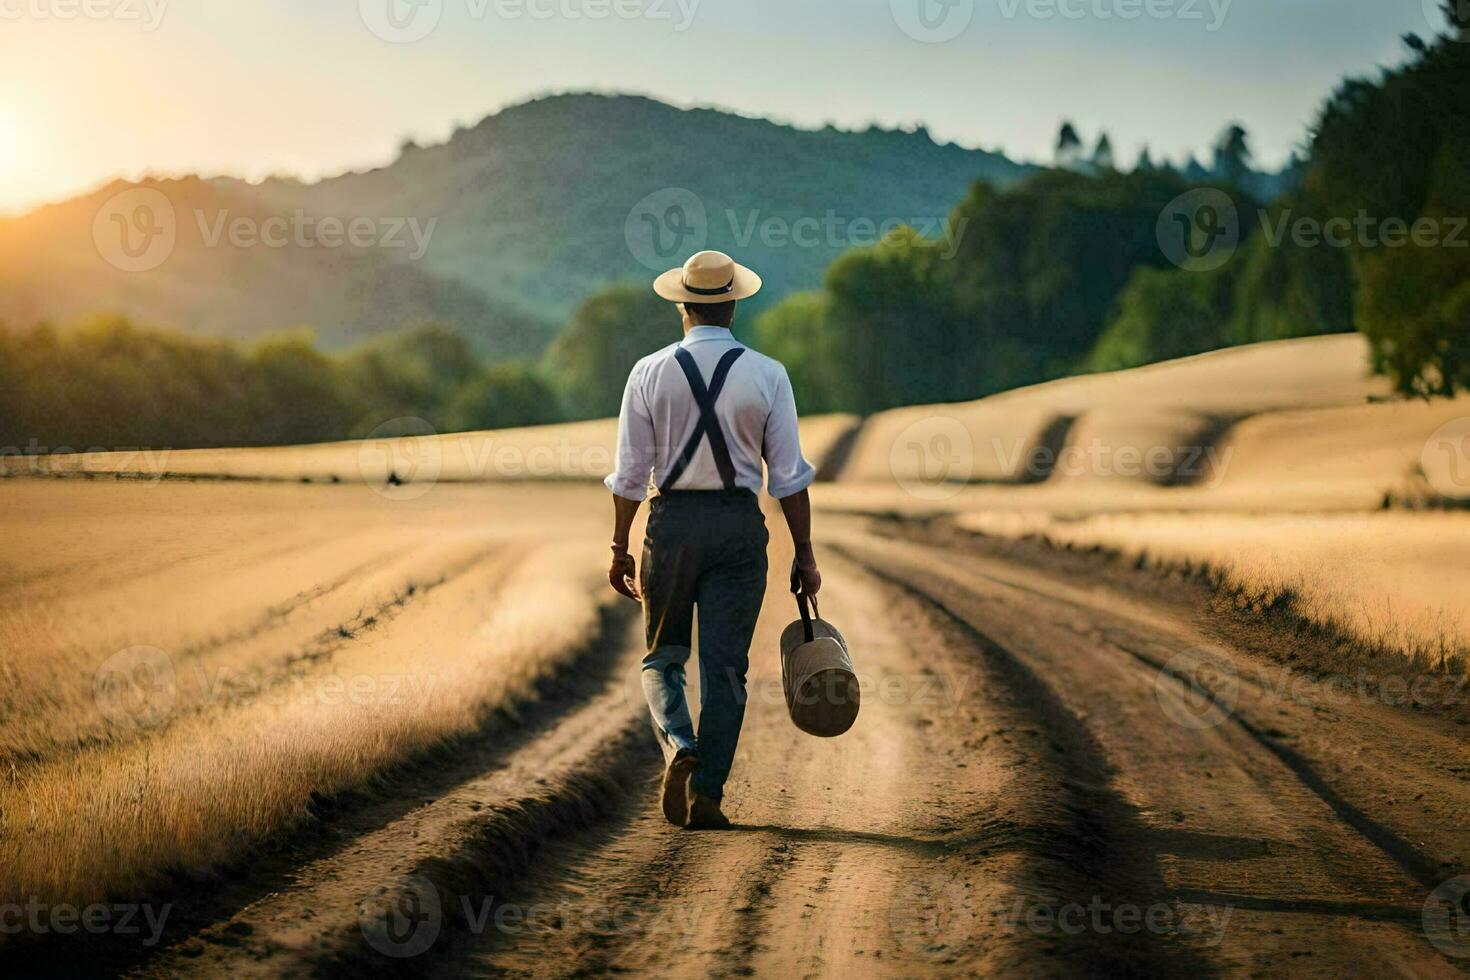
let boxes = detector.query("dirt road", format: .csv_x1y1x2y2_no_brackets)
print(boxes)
437,515,1467,979
23,488,1470,978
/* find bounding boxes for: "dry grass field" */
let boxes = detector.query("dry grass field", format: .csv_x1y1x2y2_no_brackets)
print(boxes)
837,334,1391,489
0,415,860,487
819,335,1470,670
6,337,1470,976
955,510,1470,668
0,481,615,907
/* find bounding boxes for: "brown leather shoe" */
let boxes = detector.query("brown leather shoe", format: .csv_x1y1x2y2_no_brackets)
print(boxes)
661,750,698,826
686,793,731,830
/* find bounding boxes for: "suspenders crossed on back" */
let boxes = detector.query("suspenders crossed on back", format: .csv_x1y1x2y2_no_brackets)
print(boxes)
660,346,747,493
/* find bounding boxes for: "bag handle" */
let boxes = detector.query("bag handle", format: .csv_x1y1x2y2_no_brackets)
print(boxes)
790,560,819,644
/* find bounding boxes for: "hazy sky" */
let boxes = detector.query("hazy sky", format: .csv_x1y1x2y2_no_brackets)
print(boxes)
0,0,1441,214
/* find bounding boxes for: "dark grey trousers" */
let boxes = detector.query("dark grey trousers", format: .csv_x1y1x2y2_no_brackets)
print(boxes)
639,490,769,801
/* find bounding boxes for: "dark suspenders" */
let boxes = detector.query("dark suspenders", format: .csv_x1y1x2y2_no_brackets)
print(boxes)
660,346,747,492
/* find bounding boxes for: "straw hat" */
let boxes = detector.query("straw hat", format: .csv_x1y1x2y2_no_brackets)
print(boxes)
654,250,763,304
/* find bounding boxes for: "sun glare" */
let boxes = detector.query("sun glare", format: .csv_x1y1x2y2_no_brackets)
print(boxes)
0,107,18,169
0,106,45,215
0,108,24,212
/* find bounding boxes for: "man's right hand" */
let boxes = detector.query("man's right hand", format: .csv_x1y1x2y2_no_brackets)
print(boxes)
610,551,641,602
780,490,821,597
794,545,821,597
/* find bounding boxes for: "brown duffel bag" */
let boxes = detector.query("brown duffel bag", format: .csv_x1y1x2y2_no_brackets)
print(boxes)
779,563,860,738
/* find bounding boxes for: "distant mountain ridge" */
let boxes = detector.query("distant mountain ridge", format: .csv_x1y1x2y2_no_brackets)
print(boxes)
0,93,1035,359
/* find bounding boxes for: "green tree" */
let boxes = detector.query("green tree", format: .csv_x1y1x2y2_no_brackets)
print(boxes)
1089,266,1236,372
1055,121,1083,170
545,284,679,420
443,363,563,432
1307,23,1470,395
821,227,971,413
1213,123,1252,185
1227,210,1355,345
0,318,568,451
752,291,841,414
945,169,1200,386
342,323,481,430
249,331,358,446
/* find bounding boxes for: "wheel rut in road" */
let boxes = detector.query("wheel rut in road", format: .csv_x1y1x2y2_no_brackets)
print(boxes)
449,540,1210,978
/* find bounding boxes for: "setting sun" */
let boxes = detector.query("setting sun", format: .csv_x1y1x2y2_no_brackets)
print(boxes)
0,106,19,172
0,102,50,216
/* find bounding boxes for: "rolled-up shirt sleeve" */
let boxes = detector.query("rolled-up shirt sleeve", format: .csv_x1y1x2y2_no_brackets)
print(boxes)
763,367,816,499
604,367,656,501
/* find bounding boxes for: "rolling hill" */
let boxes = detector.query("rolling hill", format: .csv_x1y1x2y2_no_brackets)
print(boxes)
0,93,1035,359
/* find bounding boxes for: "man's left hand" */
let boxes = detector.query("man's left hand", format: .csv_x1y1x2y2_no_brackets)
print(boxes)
609,552,641,602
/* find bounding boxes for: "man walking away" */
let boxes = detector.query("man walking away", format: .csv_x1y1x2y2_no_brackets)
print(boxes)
605,250,823,830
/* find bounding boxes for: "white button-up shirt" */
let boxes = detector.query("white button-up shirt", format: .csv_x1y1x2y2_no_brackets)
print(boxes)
604,326,816,501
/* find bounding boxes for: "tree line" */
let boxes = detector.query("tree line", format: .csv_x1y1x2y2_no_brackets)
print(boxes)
3,8,1464,452
758,8,1468,410
0,285,696,452
0,319,560,451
